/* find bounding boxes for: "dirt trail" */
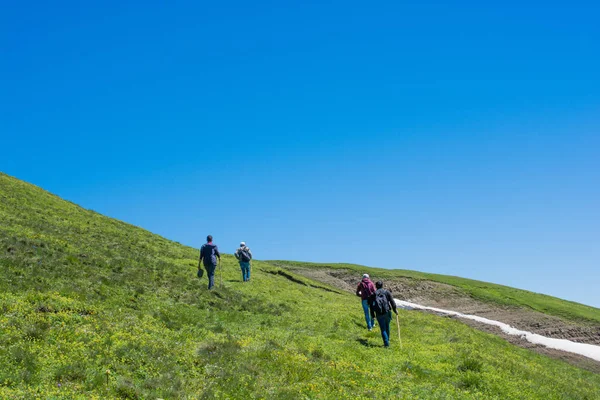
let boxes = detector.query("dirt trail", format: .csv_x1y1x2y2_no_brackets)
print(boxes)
288,267,600,374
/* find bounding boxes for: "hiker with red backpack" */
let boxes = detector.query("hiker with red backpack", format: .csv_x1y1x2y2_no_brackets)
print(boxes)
356,274,376,330
234,241,253,282
370,280,398,347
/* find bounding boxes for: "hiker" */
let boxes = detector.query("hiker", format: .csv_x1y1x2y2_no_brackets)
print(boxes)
199,235,221,289
370,281,398,347
234,241,253,282
356,273,376,330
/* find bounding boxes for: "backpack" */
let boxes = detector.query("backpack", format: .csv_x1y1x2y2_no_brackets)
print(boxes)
239,248,251,262
360,280,375,298
370,289,390,315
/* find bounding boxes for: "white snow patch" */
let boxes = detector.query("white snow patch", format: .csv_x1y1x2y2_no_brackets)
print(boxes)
395,299,600,363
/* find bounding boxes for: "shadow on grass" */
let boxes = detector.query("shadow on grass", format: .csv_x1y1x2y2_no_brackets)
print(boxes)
225,279,243,283
354,320,367,329
356,338,377,348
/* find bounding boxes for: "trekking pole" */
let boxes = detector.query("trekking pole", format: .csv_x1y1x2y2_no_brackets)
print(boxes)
219,259,223,288
396,313,403,349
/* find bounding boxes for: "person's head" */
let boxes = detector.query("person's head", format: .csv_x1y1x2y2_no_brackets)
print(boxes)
362,273,369,279
375,281,383,289
207,235,213,243
240,241,246,247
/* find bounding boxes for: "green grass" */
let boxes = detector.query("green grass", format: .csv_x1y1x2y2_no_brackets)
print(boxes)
1,172,599,399
267,260,600,325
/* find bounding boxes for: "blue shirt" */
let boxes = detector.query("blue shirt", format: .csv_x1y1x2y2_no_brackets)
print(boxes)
200,242,220,267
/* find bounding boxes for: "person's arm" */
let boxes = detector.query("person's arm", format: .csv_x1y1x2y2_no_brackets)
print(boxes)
234,248,240,260
248,248,253,259
387,291,398,314
198,246,204,268
215,246,221,260
370,299,375,320
356,283,362,297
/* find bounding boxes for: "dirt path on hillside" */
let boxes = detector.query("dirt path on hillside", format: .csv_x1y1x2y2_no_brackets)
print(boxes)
288,267,600,374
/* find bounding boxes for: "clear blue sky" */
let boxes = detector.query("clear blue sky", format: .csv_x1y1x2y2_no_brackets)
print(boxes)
2,1,599,307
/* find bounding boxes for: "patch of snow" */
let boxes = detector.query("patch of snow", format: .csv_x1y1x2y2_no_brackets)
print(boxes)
395,299,600,363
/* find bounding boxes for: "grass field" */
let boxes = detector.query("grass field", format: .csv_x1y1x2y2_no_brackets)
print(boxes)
1,172,599,399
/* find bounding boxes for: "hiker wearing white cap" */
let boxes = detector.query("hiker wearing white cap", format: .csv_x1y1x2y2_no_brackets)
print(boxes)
234,242,253,282
356,273,376,330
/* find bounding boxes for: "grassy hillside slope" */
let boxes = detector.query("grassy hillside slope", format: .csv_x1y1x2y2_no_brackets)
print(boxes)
267,261,600,325
1,172,599,399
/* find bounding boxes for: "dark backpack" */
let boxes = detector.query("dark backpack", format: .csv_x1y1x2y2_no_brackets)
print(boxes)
370,289,390,315
239,248,251,262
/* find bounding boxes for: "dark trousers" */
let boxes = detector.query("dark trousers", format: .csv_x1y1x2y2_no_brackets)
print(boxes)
376,312,392,347
205,264,216,289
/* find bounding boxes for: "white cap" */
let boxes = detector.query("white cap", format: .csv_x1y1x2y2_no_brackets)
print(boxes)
240,241,246,246
362,273,369,278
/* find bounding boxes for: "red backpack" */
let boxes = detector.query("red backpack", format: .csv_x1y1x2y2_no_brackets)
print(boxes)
361,280,375,297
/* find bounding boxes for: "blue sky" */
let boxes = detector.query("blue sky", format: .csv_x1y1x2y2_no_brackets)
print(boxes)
1,1,599,307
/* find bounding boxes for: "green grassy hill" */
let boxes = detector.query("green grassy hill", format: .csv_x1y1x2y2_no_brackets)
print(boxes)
266,261,600,325
1,172,599,399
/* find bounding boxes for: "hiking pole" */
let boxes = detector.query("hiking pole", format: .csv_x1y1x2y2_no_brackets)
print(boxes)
396,313,403,349
219,259,223,288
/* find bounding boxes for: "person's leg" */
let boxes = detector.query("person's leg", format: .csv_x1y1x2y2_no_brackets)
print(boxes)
385,312,392,345
377,314,390,347
240,262,249,281
244,262,251,281
361,299,372,329
206,264,216,289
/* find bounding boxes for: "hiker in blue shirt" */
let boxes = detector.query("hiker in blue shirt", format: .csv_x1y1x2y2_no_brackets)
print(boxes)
370,281,398,347
234,241,252,282
199,235,221,289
